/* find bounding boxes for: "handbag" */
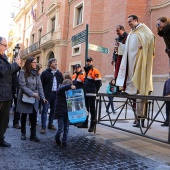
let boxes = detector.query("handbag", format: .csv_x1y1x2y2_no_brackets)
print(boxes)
22,94,35,104
21,73,37,104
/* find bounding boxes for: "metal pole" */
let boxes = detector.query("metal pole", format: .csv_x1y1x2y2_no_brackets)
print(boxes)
85,24,89,65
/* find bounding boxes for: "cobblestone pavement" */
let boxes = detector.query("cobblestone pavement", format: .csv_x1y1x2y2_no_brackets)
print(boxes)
0,117,161,170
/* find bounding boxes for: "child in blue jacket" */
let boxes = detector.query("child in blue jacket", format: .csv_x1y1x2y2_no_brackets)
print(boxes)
55,79,76,147
106,79,117,113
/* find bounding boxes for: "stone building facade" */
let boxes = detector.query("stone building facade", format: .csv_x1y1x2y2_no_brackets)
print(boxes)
12,0,170,95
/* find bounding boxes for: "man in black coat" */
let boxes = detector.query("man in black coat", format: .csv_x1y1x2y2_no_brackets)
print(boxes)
40,58,63,134
157,17,170,58
0,36,21,147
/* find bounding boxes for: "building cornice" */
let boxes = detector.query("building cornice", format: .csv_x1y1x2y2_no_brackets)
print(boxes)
89,29,109,34
150,1,170,11
46,0,60,16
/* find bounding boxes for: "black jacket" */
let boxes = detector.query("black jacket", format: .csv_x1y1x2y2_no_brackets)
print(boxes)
55,84,72,117
0,54,20,101
158,24,170,57
41,68,63,98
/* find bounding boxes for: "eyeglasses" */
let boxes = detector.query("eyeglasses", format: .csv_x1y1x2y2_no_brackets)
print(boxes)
31,62,37,64
0,43,7,47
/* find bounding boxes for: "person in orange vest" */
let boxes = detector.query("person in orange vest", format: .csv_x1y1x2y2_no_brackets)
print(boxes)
72,64,84,89
77,57,102,132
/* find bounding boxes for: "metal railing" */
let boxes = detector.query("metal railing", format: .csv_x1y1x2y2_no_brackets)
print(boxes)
20,42,40,57
40,29,54,45
95,93,170,144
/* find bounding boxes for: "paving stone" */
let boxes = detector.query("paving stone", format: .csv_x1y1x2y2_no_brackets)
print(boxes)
0,116,166,170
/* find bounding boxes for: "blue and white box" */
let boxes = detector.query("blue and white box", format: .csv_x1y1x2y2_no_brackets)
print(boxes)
65,89,87,124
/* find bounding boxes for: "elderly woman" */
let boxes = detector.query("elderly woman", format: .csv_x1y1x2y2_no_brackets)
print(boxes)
17,57,47,142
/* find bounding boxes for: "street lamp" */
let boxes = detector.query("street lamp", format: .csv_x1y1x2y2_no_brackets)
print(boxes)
14,44,20,58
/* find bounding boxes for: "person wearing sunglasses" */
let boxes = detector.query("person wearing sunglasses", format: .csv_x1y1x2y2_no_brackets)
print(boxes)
0,36,21,147
157,17,170,58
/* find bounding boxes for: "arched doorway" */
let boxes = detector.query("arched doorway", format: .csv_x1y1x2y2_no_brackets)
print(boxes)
48,51,54,60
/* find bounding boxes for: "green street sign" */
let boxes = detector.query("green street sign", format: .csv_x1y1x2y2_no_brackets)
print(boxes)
89,43,110,54
71,30,86,47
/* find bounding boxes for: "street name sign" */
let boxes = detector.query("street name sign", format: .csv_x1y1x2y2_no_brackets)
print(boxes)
89,43,110,54
71,30,86,47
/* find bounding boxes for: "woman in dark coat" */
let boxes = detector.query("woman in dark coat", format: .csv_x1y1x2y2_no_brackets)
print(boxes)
17,57,47,142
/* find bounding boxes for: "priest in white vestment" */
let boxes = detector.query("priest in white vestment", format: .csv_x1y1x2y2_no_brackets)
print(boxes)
116,15,155,127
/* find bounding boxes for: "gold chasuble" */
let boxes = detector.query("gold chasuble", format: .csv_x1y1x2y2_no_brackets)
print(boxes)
116,24,155,95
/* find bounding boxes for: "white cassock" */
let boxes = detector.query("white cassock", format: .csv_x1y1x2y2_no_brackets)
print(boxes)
116,24,141,94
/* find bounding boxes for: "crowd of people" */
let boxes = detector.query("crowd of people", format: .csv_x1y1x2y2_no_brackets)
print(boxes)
0,14,170,148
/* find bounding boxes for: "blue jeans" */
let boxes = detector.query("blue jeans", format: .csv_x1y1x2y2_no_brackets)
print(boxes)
55,116,69,143
106,96,114,111
41,93,56,129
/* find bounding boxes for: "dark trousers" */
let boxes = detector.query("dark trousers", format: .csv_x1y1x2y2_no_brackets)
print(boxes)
165,102,170,122
55,116,69,143
85,96,96,125
0,100,12,140
21,108,37,136
13,97,20,125
106,96,114,111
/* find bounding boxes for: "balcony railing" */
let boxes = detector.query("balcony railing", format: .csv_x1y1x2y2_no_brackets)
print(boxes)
40,30,55,48
20,42,40,57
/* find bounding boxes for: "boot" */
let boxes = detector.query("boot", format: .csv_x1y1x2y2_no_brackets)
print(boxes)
141,119,146,128
77,117,88,128
30,129,40,142
88,120,96,132
133,118,140,128
0,138,11,147
88,124,95,132
77,122,88,128
21,133,26,140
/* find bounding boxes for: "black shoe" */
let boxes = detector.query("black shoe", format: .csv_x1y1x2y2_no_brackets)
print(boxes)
13,123,21,129
62,142,68,148
77,123,88,128
21,134,26,140
0,140,11,147
88,125,95,132
30,136,40,142
161,122,169,127
55,138,61,146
